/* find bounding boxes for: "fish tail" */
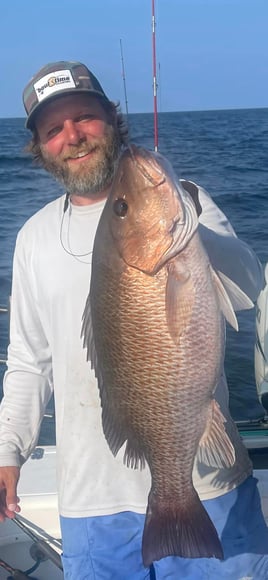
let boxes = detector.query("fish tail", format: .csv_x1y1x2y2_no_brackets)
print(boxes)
142,489,223,567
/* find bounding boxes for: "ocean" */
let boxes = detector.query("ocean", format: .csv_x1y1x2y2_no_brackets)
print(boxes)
0,108,267,445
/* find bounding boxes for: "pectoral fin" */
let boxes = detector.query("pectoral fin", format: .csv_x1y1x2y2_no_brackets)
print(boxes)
165,262,194,343
197,399,235,469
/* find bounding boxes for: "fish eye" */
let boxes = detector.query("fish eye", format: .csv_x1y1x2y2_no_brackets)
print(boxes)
113,198,128,218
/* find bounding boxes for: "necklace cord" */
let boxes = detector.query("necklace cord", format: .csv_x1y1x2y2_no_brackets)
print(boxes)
59,193,93,260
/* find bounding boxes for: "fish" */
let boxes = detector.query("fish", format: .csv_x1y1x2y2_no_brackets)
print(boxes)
82,144,253,567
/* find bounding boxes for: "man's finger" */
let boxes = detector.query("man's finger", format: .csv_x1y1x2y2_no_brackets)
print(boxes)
0,467,21,520
5,503,21,519
6,494,20,512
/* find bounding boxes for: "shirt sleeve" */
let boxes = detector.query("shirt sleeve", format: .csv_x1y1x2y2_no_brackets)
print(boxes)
0,229,53,467
182,181,264,303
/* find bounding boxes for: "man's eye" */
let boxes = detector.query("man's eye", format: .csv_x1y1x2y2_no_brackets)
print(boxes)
47,127,61,139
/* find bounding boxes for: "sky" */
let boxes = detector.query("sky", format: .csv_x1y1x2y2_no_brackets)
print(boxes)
1,0,268,117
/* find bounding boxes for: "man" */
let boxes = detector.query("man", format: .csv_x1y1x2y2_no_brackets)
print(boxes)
0,60,267,579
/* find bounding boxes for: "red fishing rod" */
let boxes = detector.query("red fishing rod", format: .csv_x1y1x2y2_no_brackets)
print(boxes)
152,0,159,151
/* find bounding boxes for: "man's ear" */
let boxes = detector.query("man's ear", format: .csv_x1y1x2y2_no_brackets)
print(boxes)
108,102,118,125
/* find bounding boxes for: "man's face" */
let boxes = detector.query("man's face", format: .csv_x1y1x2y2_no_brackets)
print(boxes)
35,94,121,199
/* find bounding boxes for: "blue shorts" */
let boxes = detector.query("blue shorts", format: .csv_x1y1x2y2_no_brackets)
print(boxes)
60,475,268,579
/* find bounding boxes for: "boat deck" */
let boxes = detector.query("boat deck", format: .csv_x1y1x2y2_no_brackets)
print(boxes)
0,441,267,578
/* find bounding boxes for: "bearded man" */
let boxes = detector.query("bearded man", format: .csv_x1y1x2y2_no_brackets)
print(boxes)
0,61,267,580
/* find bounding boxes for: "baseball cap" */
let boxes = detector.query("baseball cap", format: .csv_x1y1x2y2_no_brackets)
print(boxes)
23,60,110,130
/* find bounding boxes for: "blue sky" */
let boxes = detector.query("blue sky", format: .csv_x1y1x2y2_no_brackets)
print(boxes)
1,0,268,117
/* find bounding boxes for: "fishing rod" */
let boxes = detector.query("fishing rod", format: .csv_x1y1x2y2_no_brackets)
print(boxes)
152,0,159,151
119,39,129,121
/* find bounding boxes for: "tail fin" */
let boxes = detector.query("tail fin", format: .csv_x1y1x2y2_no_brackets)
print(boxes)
142,489,223,567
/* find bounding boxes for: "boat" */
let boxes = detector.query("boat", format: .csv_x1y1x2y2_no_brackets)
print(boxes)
0,445,62,579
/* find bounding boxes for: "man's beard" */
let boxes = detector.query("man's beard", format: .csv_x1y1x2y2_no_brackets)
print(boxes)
40,125,121,197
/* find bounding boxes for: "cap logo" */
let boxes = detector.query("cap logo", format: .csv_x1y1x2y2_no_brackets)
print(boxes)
33,69,76,103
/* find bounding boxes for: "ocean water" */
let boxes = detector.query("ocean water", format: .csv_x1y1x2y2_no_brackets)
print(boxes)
0,109,267,444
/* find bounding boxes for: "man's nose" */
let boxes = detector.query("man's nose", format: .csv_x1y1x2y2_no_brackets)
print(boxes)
63,120,84,144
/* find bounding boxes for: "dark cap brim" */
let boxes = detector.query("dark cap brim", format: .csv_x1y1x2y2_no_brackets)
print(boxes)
25,88,110,130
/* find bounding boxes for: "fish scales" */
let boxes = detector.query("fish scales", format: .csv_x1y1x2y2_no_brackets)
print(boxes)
82,144,238,566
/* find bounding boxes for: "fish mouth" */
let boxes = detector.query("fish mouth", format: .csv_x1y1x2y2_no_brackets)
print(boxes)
128,144,167,188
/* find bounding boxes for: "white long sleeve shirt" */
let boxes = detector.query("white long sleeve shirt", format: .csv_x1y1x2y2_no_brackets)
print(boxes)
0,183,264,517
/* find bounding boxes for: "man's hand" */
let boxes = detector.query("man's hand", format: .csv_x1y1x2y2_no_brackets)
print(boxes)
0,467,20,522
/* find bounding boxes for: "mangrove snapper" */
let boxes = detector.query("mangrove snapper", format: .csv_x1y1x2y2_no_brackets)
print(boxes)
82,145,253,567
